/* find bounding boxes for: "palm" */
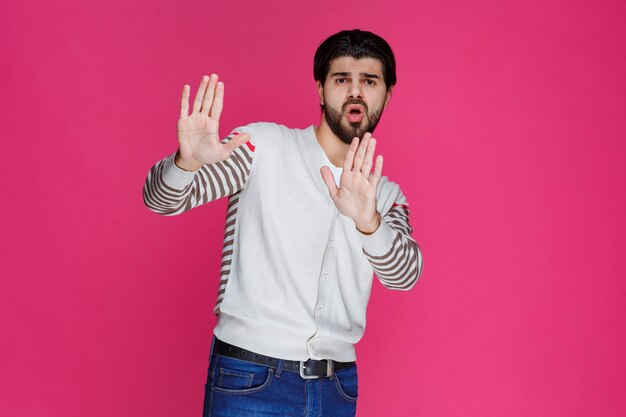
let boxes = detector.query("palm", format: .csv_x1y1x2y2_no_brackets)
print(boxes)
334,170,377,219
177,113,223,163
176,74,250,167
320,133,384,233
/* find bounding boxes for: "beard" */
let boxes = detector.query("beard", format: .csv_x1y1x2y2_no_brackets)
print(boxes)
323,99,384,145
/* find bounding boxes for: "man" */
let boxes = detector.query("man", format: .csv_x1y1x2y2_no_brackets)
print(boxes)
143,29,423,417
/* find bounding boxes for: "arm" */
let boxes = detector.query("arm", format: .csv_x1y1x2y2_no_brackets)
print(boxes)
142,131,255,215
320,132,423,290
359,192,423,291
141,74,255,216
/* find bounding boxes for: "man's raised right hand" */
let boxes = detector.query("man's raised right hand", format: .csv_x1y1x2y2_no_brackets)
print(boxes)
175,74,251,171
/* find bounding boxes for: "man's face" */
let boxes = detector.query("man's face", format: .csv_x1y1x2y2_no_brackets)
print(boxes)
317,56,393,145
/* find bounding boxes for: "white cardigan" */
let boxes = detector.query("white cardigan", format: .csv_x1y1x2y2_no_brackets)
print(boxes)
143,122,423,361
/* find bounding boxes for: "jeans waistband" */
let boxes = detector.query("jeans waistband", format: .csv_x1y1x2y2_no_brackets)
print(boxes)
213,337,355,379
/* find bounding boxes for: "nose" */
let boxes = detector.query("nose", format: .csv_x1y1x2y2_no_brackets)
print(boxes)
347,79,362,99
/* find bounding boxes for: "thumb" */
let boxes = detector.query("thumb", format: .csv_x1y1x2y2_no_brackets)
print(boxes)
223,132,251,154
320,166,339,201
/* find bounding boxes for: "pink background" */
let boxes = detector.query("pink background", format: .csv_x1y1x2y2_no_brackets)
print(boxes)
1,0,625,416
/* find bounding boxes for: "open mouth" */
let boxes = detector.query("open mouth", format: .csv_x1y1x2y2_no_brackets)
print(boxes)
345,105,365,123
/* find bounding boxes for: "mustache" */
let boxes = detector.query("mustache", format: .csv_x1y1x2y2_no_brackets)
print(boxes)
342,99,368,112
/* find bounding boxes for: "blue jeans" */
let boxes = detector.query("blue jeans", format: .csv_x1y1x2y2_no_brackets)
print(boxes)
202,336,358,416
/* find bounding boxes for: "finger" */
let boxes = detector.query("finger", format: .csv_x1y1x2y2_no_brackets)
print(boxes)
371,155,384,189
342,137,359,171
201,74,218,115
180,84,190,119
352,132,371,172
320,166,339,201
209,81,224,120
192,75,209,113
223,132,251,155
360,138,376,176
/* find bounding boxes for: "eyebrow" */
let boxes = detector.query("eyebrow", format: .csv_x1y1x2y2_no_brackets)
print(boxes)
331,72,381,79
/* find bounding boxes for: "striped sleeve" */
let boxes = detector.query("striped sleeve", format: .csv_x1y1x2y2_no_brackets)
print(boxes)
142,130,256,216
359,188,423,291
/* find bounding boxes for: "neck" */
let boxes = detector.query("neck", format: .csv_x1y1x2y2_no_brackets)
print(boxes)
314,116,351,168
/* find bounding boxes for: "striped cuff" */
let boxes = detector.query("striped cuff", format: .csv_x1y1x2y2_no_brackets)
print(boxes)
360,219,396,257
161,152,198,190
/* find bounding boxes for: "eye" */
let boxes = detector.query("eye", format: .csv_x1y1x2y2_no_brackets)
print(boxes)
336,78,348,84
364,79,376,86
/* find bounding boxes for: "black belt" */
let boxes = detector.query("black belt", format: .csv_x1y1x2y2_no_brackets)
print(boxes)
213,337,355,379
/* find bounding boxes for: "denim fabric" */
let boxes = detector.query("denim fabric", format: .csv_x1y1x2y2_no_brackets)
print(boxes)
202,337,358,417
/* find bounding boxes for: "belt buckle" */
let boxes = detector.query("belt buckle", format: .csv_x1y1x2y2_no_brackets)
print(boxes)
299,360,319,379
299,359,334,379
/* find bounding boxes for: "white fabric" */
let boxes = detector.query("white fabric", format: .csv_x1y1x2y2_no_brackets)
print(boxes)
157,122,421,361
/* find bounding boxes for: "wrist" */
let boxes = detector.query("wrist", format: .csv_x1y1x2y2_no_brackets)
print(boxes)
355,212,381,235
174,150,203,172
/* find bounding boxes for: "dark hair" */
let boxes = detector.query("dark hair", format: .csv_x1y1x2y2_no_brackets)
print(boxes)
313,29,397,90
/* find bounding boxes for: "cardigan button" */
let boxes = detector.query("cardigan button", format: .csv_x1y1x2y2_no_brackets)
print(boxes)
322,274,329,282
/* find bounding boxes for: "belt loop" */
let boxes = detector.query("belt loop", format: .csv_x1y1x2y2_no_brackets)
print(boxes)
275,359,284,379
326,359,335,379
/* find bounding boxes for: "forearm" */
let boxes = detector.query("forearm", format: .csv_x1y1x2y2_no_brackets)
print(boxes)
142,132,255,216
360,204,423,290
142,152,197,216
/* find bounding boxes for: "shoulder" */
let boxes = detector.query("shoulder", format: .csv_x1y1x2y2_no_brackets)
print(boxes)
229,122,298,148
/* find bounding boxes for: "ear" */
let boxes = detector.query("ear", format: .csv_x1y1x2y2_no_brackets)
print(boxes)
316,80,324,105
383,85,394,109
